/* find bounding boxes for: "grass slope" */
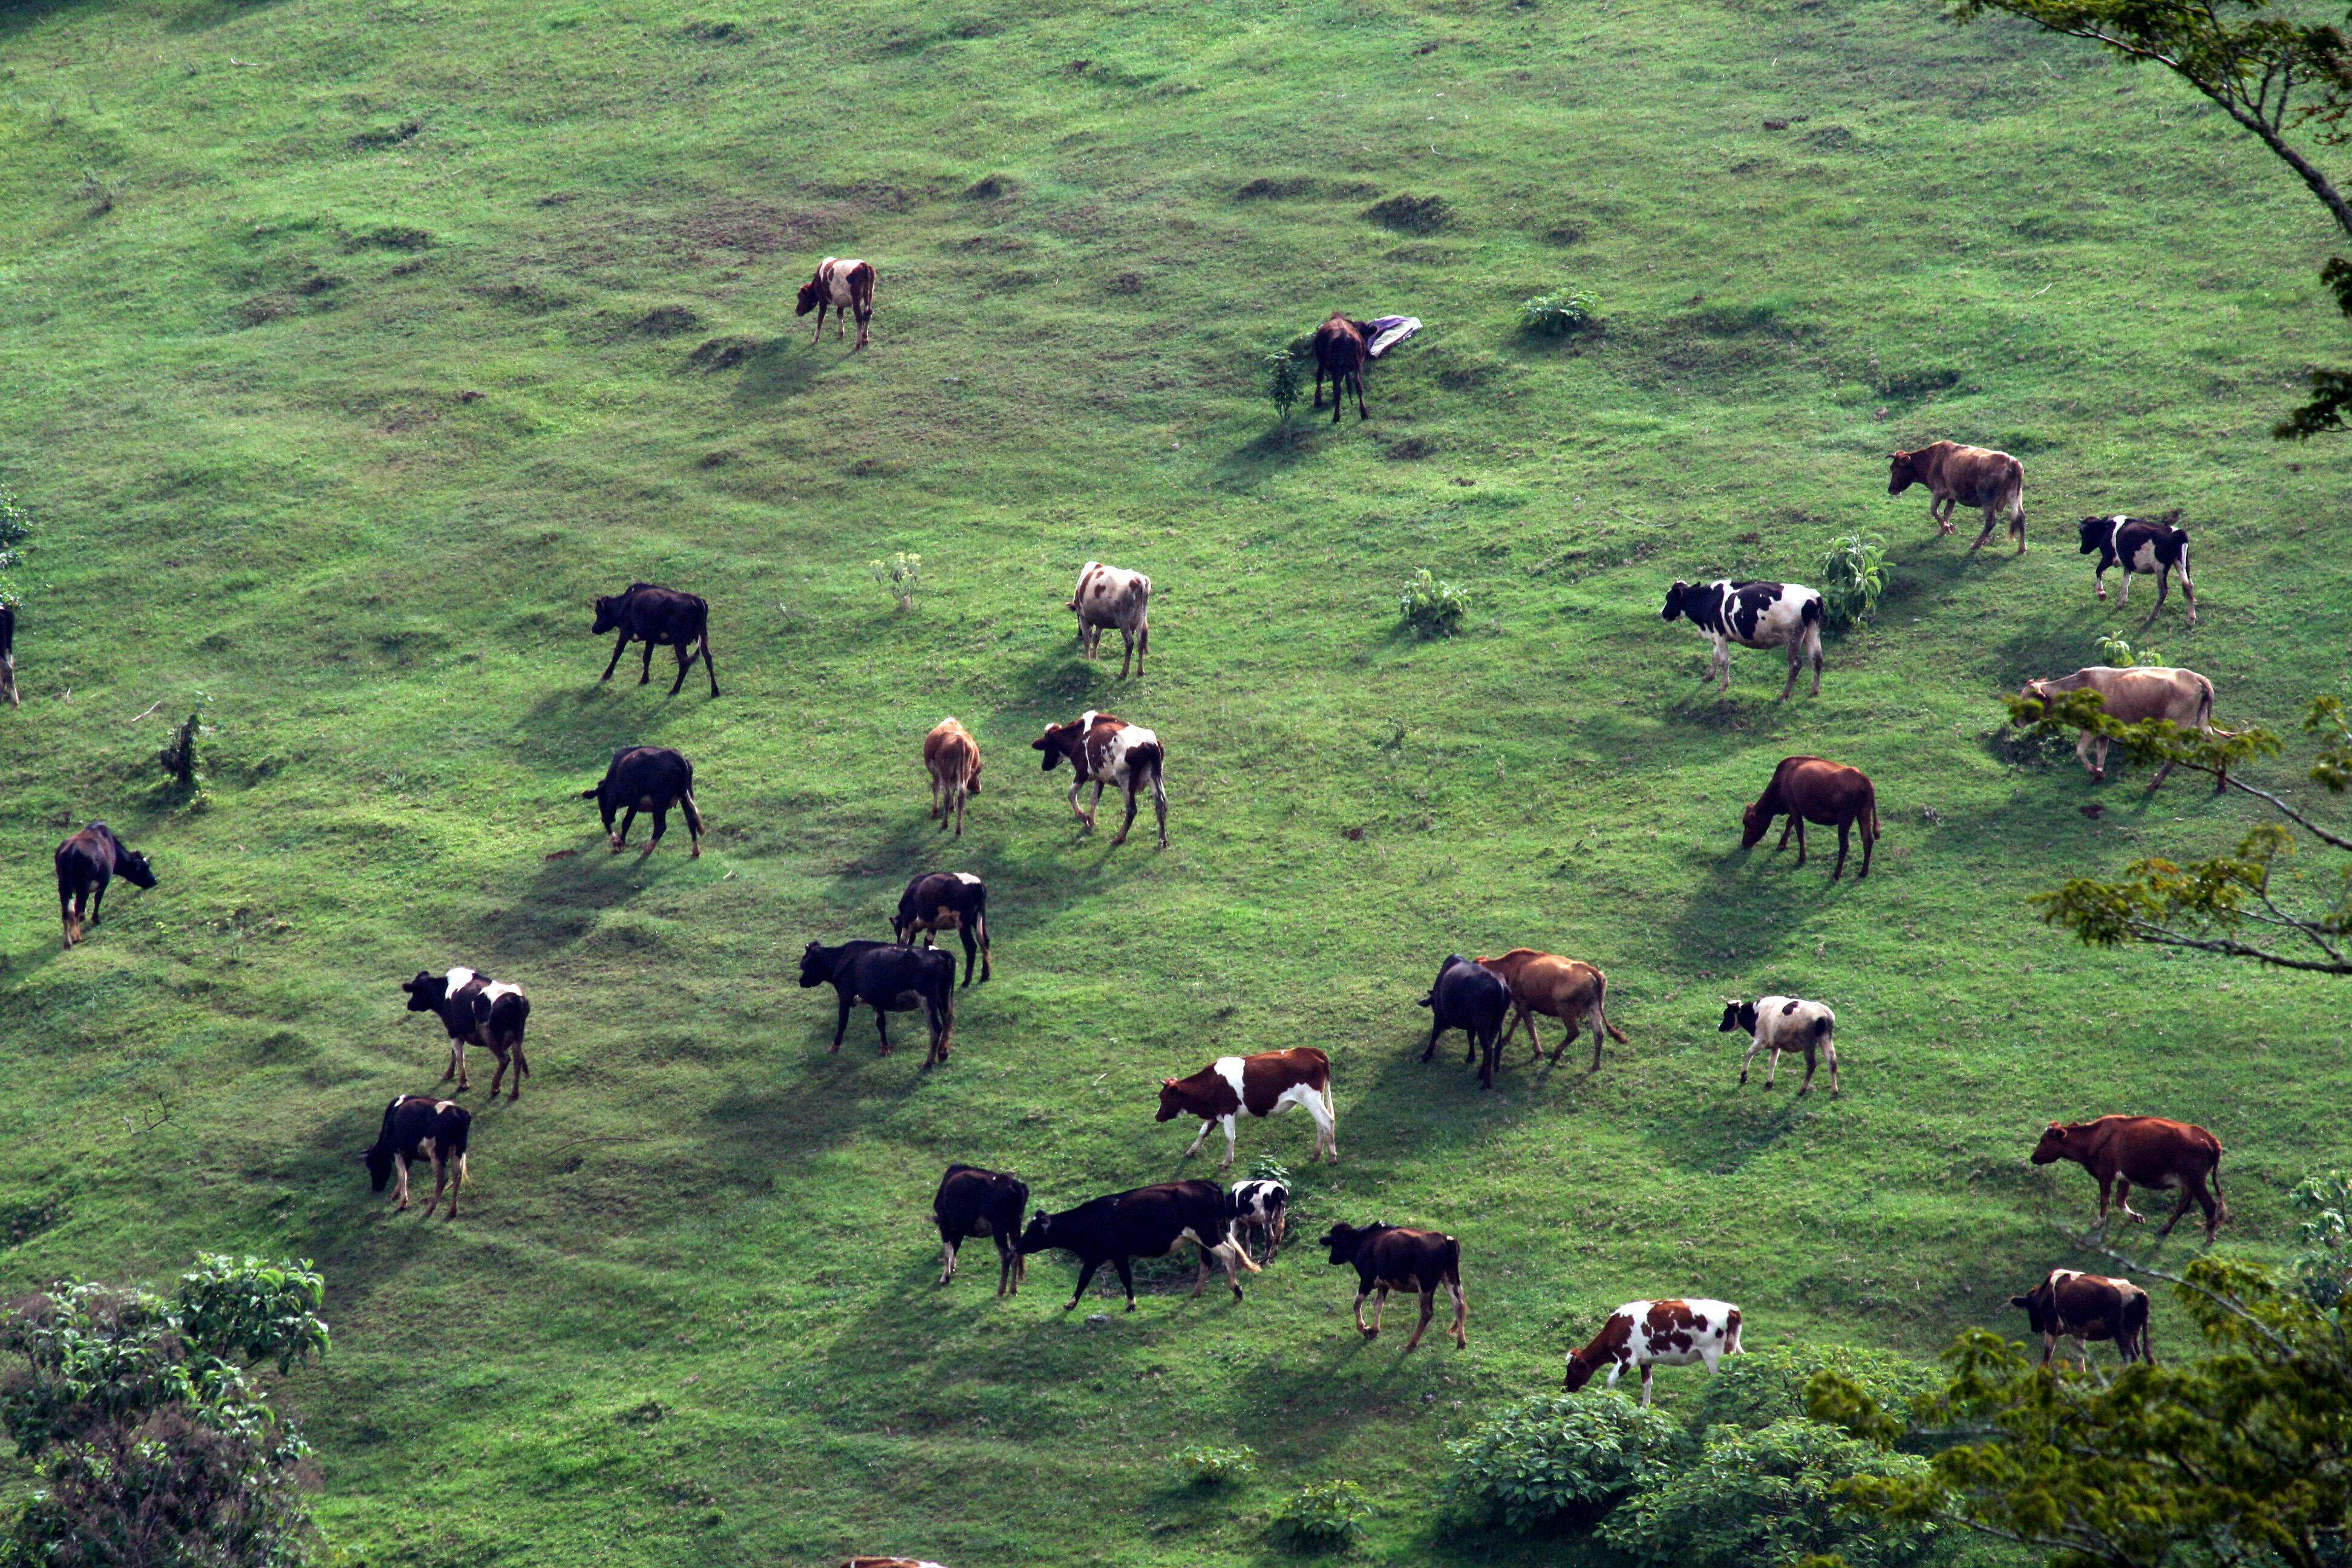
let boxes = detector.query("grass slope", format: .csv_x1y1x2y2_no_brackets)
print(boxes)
3,0,2350,1561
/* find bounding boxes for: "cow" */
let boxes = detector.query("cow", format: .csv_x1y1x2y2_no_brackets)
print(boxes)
1887,440,2027,553
1660,579,1826,700
2077,513,2196,626
933,1163,1028,1295
402,967,533,1100
1418,953,1512,1089
590,583,718,697
1157,1048,1336,1168
1016,1180,1259,1311
1068,562,1152,678
2009,1269,2153,1367
53,822,156,949
1229,1177,1290,1265
1475,949,1628,1073
1311,313,1374,423
2030,1115,2227,1242
359,1095,471,1218
1720,995,1838,1097
581,745,704,856
1,603,17,708
796,256,876,348
1564,1299,1745,1406
1741,756,1878,881
1031,710,1167,848
798,939,956,1067
923,718,982,838
840,1560,947,1568
2013,666,2216,789
1319,1222,1466,1351
891,871,990,988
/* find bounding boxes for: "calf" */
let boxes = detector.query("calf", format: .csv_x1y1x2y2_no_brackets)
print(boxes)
1661,579,1825,699
2077,512,2195,626
1157,1048,1336,1168
581,745,704,856
402,967,533,1100
1031,710,1167,848
1229,1178,1290,1265
1564,1298,1744,1406
1312,313,1374,423
1016,1180,1258,1311
1068,561,1152,678
359,1095,471,1218
1476,948,1627,1073
53,822,156,949
797,256,876,348
1721,995,1838,1097
2010,1269,2152,1367
892,871,991,988
923,718,982,838
1319,1222,1466,1350
933,1163,1028,1295
2014,666,2216,789
591,583,718,697
1418,953,1512,1089
1888,440,2027,553
1,602,16,708
1742,756,1878,881
2031,1115,2227,1241
799,938,955,1066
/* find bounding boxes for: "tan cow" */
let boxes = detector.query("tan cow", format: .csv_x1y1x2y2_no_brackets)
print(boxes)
1475,949,1628,1072
1068,561,1152,678
923,717,982,837
2014,666,2215,789
1888,441,2027,553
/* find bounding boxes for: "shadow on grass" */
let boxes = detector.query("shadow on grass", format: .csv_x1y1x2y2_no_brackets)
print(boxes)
728,339,837,405
1212,422,1320,491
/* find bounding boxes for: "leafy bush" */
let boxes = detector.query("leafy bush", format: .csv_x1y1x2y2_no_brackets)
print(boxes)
1442,1391,1682,1530
160,693,211,796
2292,1169,2352,1307
0,483,27,607
1247,1154,1291,1186
1270,1479,1373,1549
869,551,923,612
2094,630,2162,668
1397,568,1469,638
1814,531,1889,632
1691,1345,1938,1439
1599,1417,1936,1568
1265,349,1304,421
1173,1443,1256,1486
1518,289,1598,337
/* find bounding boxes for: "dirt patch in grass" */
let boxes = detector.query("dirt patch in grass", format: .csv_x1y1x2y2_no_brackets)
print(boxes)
633,304,700,335
1365,192,1453,233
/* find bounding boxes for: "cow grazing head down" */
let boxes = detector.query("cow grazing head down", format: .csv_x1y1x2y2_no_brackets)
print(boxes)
1886,450,1923,495
1717,1000,1760,1035
794,277,826,317
114,845,158,890
402,971,449,1012
1014,1211,1057,1255
360,1140,397,1192
2029,1123,2078,1166
2011,678,2054,725
1739,800,1771,847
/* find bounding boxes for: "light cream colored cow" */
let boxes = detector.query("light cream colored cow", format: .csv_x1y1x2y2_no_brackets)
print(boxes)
1068,562,1151,678
2016,666,2215,789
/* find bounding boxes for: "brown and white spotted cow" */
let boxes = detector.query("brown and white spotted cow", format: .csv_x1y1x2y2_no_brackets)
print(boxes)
923,718,982,838
1068,562,1152,678
1564,1298,1745,1406
1031,710,1167,848
796,256,875,348
2009,1269,2153,1367
1155,1047,1336,1168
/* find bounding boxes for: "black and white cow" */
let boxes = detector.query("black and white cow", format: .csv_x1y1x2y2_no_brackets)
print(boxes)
798,939,956,1067
1417,953,1512,1089
581,746,704,857
592,583,719,697
402,967,533,1100
1229,1177,1291,1265
359,1094,472,1218
892,871,991,988
2076,513,2195,626
53,822,156,949
1660,579,1826,700
933,1163,1028,1294
1016,1180,1257,1311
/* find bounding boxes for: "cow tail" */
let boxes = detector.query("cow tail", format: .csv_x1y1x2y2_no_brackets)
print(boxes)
1725,1305,1743,1354
1812,1014,1834,1044
972,884,989,953
2005,461,2025,526
2124,1290,2152,1364
1597,973,1630,1044
680,786,706,841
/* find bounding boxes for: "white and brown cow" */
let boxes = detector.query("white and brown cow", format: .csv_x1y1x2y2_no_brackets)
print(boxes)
796,256,875,348
1229,1177,1291,1264
1068,562,1152,678
2014,665,2216,789
923,718,982,838
2077,512,2195,625
1564,1298,1744,1406
2009,1269,2153,1367
1156,1047,1335,1168
1031,710,1166,848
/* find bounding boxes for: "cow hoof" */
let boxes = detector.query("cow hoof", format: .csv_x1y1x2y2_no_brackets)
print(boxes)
1361,1327,1379,1339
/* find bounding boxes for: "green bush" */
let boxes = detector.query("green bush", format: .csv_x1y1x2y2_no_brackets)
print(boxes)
2292,1169,2352,1308
1519,289,1598,336
1270,1478,1372,1549
2094,630,2162,668
1442,1391,1682,1530
1599,1417,1936,1568
0,483,29,607
1814,531,1888,633
1173,1443,1256,1486
869,551,922,612
1265,349,1304,421
1691,1345,1938,1438
1397,568,1469,638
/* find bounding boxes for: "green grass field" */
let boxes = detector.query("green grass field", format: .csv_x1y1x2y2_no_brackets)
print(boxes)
4,0,2352,1560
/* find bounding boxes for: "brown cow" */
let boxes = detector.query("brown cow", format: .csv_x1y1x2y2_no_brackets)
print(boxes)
1888,440,2027,552
2031,1115,2227,1241
1321,1222,1467,1350
796,256,875,348
1031,710,1166,848
1741,756,1878,880
923,717,982,837
2014,666,2216,789
1475,949,1628,1071
1156,1047,1336,1168
1312,313,1373,423
2009,1269,2153,1367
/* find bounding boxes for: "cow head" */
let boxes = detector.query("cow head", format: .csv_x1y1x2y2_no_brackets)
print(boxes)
116,847,157,890
967,753,983,795
1563,1344,1604,1391
1033,722,1076,772
590,593,626,635
1740,800,1772,848
1420,954,1470,1009
360,1141,396,1192
402,972,448,1012
2012,679,2052,727
1659,581,1693,624
1015,1212,1057,1255
797,942,834,988
1718,1000,1759,1034
2076,515,2113,555
1154,1079,1189,1123
1887,450,1921,495
1318,1223,1370,1264
2007,1283,2052,1334
794,275,825,316
2030,1122,2080,1166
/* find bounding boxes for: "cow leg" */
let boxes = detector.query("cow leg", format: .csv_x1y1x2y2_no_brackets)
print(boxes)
1111,784,1137,846
1405,1288,1434,1351
1422,1021,1443,1063
1832,820,1850,881
601,632,629,681
2094,562,2108,601
999,1235,1024,1296
1795,1043,1818,1096
1368,1285,1389,1338
1776,814,1796,852
1219,1116,1238,1170
59,894,74,949
1331,373,1344,423
1932,495,1955,533
90,883,106,925
420,1151,448,1218
1823,1035,1840,1097
871,1005,893,1055
2115,1179,2147,1226
612,805,638,851
1312,361,1325,408
1118,628,1134,679
638,639,656,685
699,634,719,696
1136,623,1147,676
953,787,966,838
2177,558,2196,625
2147,756,2178,792
1449,1278,1468,1348
667,642,693,696
2156,1186,2197,1239
2117,570,2131,609
486,1048,508,1099
1714,637,1731,693
1739,1033,1766,1086
1969,509,1998,552
1792,817,1807,865
448,1039,469,1091
855,304,870,348
1306,1093,1336,1163
1183,1119,1214,1159
1588,1018,1604,1073
811,301,828,344
390,1154,413,1212
959,926,979,988
1639,1364,1655,1408
2145,569,2169,625
1764,1047,1781,1090
1066,1258,1102,1311
1152,770,1168,848
1779,644,1802,702
1115,1256,1137,1311
831,995,851,1051
640,805,667,857
939,1235,960,1285
1353,1289,1373,1336
1189,1242,1213,1299
1353,370,1367,421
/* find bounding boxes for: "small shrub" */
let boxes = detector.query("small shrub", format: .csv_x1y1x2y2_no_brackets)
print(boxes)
1270,1478,1373,1549
1518,289,1598,337
160,693,211,795
1266,348,1304,422
870,552,923,612
2292,1169,2352,1308
0,483,29,607
2095,631,2162,669
1442,1391,1682,1530
1397,568,1469,638
1814,531,1888,633
1691,1345,1937,1438
1247,1154,1292,1187
1599,1417,1936,1568
76,168,117,216
1173,1443,1256,1486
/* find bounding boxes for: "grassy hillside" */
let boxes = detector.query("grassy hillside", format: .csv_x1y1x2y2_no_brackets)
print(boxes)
3,0,2351,1561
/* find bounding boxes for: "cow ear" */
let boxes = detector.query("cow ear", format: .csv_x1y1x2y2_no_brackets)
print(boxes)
1161,1077,1177,1088
2008,1295,2031,1308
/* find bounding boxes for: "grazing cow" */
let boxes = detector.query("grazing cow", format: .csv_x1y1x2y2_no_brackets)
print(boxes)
581,745,704,856
591,583,718,697
1157,1048,1336,1168
402,967,533,1100
2014,666,2216,789
1016,1180,1259,1311
891,871,991,988
1720,995,1838,1097
840,1561,946,1568
1419,953,1513,1089
798,938,956,1066
1741,756,1879,881
2010,1269,2153,1367
2076,512,2195,625
1476,949,1628,1073
1888,440,2027,553
1564,1299,1745,1406
1312,313,1374,423
1229,1178,1290,1265
53,822,156,949
1,603,16,708
1319,1222,1466,1351
923,718,982,838
2030,1115,2227,1242
933,1163,1028,1295
1660,579,1826,699
1068,562,1152,678
359,1095,471,1218
1031,710,1167,848
796,256,876,348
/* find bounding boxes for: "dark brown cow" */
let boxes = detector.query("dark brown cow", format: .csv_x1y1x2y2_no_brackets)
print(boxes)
1887,440,2027,552
797,256,875,348
1320,1222,1466,1350
892,871,990,988
591,583,717,697
1742,756,1878,880
0,603,17,708
54,822,156,949
1312,313,1373,423
1155,1047,1336,1168
1475,949,1628,1071
2009,1269,2153,1367
2031,1115,2227,1241
1031,710,1166,848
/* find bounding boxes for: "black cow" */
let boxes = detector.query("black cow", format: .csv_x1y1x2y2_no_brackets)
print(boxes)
892,871,991,988
581,746,704,857
2077,512,2196,626
1,603,17,708
1016,1180,1258,1311
799,939,956,1067
1661,578,1826,700
402,967,533,1100
592,583,718,697
54,822,155,949
1321,1221,1468,1350
1418,953,1512,1089
359,1094,472,1218
933,1163,1028,1294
